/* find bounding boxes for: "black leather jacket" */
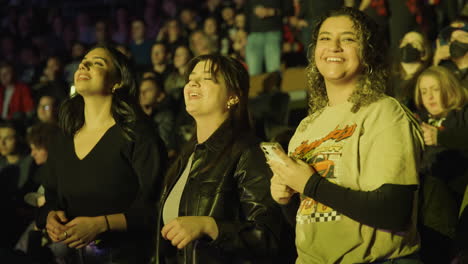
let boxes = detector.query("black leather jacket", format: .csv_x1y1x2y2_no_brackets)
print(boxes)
154,121,283,264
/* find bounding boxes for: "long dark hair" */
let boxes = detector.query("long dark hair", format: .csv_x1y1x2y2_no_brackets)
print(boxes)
59,44,139,140
184,54,252,133
307,7,388,114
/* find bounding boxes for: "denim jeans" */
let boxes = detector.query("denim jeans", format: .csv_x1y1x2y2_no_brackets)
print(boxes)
245,31,282,76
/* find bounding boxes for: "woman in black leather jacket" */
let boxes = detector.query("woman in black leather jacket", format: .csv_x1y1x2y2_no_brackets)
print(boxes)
153,54,285,264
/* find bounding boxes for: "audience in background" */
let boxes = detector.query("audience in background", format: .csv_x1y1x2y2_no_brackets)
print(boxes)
434,20,468,87
139,76,177,159
414,66,468,264
164,45,193,102
0,62,35,122
244,0,294,76
390,31,432,111
0,121,36,251
35,95,59,124
0,0,467,262
129,18,154,71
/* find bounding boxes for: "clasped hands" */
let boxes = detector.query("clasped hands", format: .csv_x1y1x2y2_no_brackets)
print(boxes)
267,147,315,204
46,210,107,249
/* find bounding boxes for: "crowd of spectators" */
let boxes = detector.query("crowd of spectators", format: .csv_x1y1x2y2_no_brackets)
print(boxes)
1,0,468,263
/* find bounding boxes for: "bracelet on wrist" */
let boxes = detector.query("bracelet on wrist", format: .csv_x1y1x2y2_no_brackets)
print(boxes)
104,215,110,232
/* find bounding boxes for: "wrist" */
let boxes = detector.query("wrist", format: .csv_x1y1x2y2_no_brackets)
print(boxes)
98,215,110,233
203,217,219,240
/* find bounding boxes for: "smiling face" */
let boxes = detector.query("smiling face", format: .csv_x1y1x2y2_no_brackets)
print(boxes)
314,16,362,86
74,48,119,96
184,60,231,120
419,75,444,116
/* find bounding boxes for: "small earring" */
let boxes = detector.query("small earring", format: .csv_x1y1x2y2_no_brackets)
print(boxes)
112,87,116,93
227,102,231,109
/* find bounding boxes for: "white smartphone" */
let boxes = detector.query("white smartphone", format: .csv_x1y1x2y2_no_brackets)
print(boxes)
260,142,286,165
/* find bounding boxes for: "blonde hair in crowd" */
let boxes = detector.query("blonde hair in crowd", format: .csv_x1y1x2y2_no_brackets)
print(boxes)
414,66,468,115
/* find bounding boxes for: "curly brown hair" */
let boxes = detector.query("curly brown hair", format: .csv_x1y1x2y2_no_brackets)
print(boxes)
306,7,388,114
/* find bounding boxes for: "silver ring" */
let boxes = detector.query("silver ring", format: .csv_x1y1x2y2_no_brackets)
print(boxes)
63,231,68,238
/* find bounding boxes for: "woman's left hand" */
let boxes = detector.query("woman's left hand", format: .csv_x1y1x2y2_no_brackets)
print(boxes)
63,216,107,248
161,216,218,249
268,149,315,194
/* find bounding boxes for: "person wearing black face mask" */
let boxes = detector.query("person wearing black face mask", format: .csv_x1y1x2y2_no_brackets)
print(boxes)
390,31,431,112
435,25,468,88
400,44,422,63
450,40,468,59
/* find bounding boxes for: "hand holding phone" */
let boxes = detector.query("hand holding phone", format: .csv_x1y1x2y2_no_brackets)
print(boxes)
260,142,286,165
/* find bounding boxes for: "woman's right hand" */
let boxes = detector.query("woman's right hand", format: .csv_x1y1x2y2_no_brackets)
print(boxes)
46,210,70,242
270,174,295,205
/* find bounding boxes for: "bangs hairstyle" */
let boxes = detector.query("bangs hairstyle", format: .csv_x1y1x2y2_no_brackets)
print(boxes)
59,44,139,140
306,7,388,114
185,54,251,131
414,66,468,114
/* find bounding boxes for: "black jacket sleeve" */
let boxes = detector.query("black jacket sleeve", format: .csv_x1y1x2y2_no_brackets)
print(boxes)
304,172,417,231
438,105,468,150
210,145,282,257
123,120,167,232
36,136,62,229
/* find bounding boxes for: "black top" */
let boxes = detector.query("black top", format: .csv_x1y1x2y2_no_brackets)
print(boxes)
298,0,344,22
38,119,166,236
438,103,468,151
244,0,293,33
439,60,468,88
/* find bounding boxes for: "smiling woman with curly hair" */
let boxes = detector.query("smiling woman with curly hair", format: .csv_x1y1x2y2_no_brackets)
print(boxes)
268,7,425,263
306,7,388,115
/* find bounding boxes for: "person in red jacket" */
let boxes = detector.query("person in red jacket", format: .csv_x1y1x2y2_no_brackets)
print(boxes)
0,62,34,120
